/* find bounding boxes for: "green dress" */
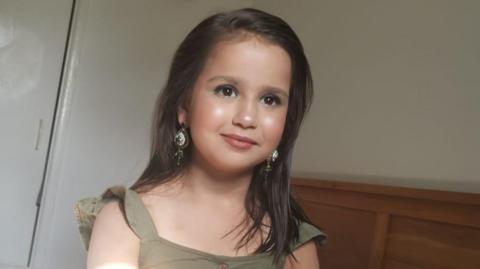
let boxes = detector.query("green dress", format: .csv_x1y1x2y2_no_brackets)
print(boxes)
74,185,327,269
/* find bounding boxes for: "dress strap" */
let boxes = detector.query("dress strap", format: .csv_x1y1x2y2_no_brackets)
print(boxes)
122,187,160,241
96,185,160,240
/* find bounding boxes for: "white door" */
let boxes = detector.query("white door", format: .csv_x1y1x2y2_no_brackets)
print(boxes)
0,0,73,267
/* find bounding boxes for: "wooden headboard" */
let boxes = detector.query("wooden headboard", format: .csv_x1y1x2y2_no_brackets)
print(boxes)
291,177,480,269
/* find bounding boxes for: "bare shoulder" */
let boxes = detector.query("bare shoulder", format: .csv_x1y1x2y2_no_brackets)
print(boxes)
283,241,320,269
136,179,185,209
86,200,140,269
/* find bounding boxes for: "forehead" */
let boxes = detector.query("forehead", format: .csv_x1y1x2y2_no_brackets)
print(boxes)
198,36,291,93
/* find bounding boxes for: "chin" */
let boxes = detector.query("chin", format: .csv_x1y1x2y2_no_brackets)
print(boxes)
193,146,263,173
209,158,257,175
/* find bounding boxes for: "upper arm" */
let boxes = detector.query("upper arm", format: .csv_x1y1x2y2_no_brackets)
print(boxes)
282,241,320,269
86,200,140,269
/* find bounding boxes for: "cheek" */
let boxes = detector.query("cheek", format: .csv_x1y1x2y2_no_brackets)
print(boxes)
189,95,228,131
261,111,287,143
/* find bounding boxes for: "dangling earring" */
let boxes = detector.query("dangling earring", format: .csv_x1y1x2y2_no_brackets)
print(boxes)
174,122,190,166
263,149,279,179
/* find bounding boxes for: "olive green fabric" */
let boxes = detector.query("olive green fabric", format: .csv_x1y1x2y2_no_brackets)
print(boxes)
74,185,327,269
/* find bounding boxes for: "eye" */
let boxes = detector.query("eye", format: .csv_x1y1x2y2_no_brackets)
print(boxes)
261,95,282,106
214,85,238,98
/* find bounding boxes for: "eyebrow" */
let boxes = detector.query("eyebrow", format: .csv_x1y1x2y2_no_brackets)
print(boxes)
207,75,289,98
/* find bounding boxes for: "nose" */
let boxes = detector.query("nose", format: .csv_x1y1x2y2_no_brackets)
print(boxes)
232,99,257,129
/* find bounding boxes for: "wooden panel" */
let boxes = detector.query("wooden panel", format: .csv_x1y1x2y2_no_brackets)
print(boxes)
291,177,480,269
368,213,390,269
292,185,480,228
385,216,480,269
292,178,480,207
298,200,376,269
383,259,423,269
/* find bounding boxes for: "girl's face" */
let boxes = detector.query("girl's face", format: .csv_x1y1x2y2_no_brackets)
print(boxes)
178,36,291,175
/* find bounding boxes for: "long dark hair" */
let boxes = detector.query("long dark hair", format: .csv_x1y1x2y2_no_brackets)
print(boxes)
130,7,318,264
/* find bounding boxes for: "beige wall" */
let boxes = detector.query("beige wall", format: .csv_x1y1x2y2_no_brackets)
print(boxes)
253,0,480,193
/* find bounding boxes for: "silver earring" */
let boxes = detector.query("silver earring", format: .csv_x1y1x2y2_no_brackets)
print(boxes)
264,149,279,177
174,123,189,166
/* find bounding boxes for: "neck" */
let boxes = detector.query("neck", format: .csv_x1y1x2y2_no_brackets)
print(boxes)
180,154,253,210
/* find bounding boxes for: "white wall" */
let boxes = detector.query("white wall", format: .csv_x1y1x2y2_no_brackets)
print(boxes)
0,0,73,267
254,0,480,193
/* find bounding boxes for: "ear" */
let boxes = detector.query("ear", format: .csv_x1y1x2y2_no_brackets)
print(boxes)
177,105,188,127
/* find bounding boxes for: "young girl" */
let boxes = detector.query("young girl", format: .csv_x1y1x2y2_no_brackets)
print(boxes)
75,7,327,269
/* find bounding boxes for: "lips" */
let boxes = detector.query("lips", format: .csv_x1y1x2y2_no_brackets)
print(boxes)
221,133,257,150
222,134,257,144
